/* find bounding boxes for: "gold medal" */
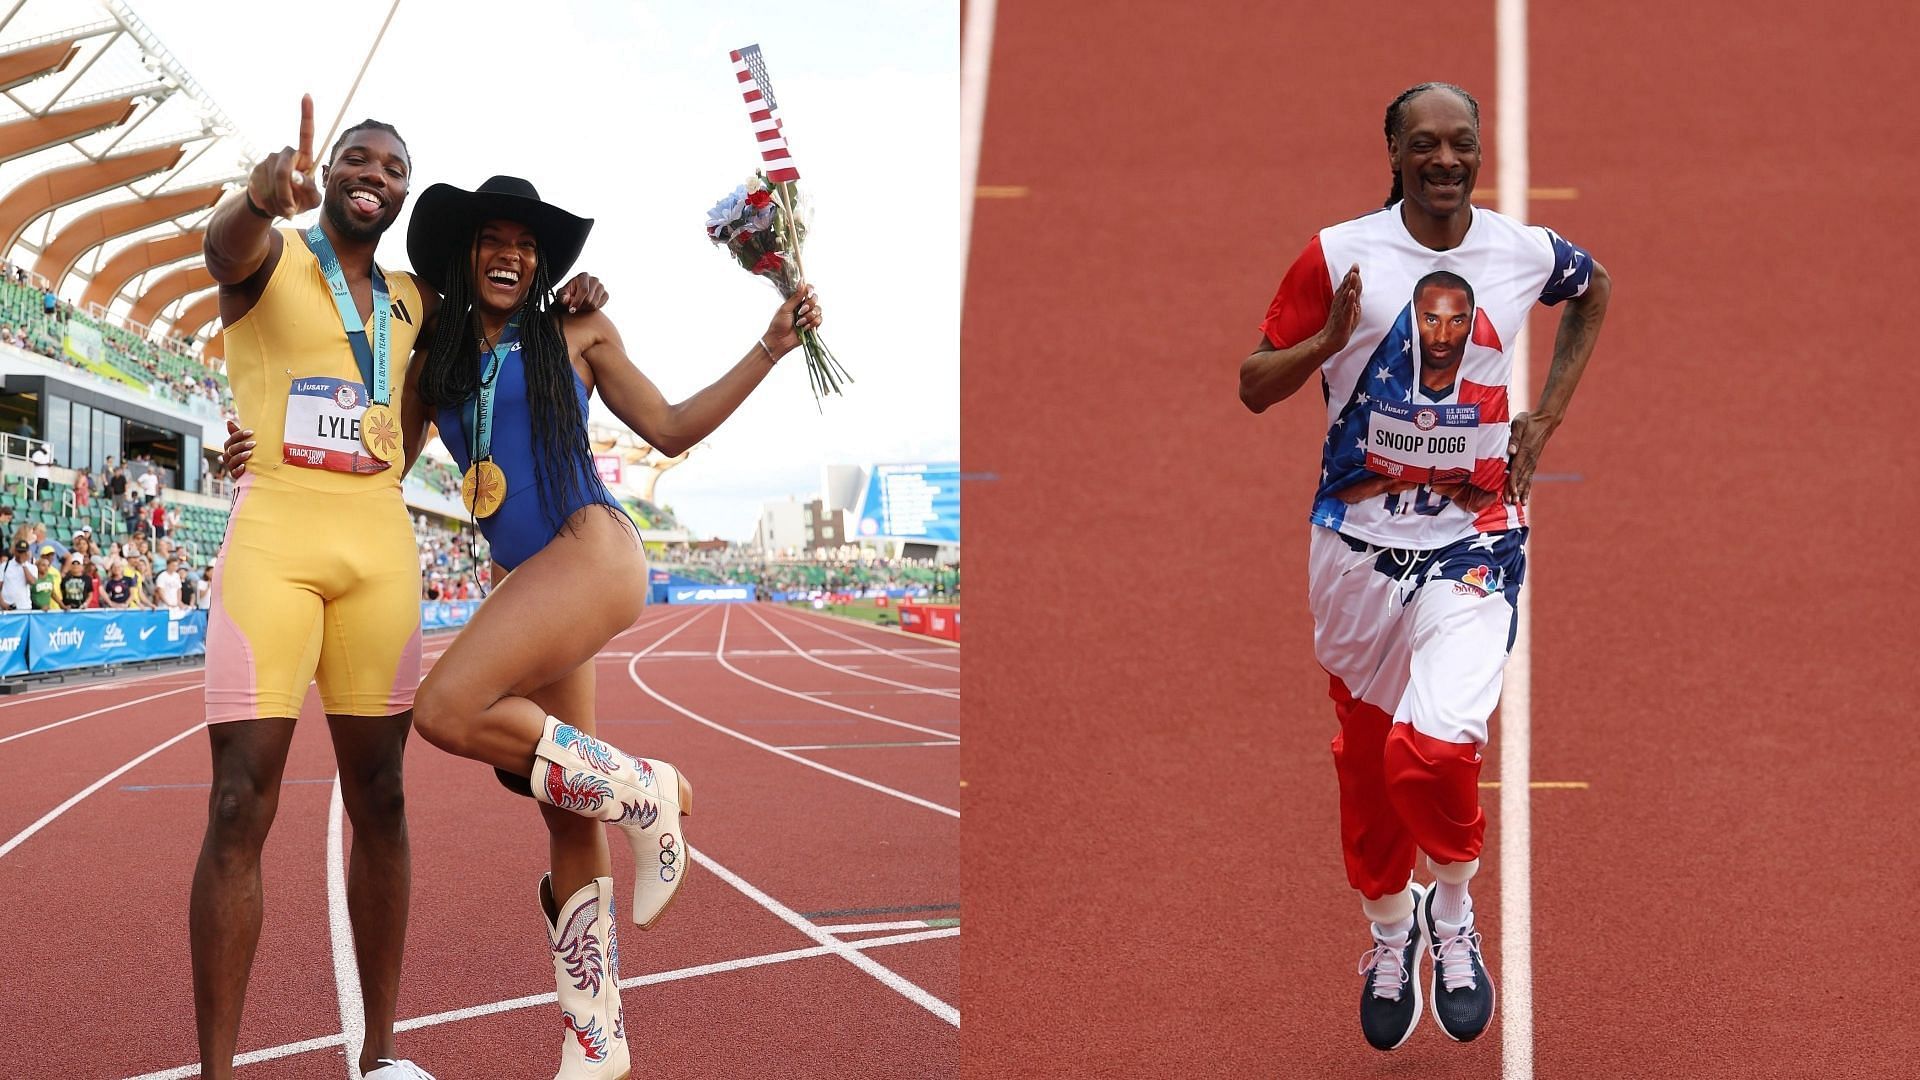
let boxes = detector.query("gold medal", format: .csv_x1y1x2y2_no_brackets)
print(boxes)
360,402,402,464
462,459,507,518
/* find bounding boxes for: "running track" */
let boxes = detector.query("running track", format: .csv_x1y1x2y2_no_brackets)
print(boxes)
0,604,958,1078
962,0,1916,1076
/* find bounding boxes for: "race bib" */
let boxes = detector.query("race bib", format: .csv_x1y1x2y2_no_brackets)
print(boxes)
282,376,391,474
1363,401,1477,486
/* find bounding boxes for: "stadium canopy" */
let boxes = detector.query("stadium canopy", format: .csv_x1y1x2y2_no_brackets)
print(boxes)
0,0,254,367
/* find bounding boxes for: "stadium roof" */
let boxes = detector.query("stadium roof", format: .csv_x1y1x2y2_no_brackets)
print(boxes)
0,0,255,365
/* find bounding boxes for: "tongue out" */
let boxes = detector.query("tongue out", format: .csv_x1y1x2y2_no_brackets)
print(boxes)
349,192,381,214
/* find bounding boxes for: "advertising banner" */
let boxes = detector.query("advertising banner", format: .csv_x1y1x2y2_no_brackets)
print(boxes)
667,585,753,604
0,614,28,677
421,601,479,632
26,610,208,673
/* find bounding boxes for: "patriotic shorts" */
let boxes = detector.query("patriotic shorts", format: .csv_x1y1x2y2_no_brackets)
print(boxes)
1306,524,1527,747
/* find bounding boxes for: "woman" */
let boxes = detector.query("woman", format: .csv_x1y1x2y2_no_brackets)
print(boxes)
403,176,816,1077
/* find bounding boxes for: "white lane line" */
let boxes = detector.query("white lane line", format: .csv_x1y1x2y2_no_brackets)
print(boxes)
768,606,961,673
958,0,999,309
776,741,960,751
707,609,957,742
628,617,959,818
692,844,958,1026
0,719,205,860
820,919,958,934
0,684,200,747
1497,1,1535,1077
327,774,365,1080
123,927,961,1079
742,607,958,699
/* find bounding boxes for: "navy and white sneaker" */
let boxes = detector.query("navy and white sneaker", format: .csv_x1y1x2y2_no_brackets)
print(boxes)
1420,886,1495,1042
1357,882,1425,1051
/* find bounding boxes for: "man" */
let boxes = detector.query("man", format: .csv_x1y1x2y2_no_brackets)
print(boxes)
138,463,160,505
1413,271,1472,391
60,552,98,610
106,460,127,507
2,538,35,611
27,523,66,564
155,555,185,612
1237,83,1611,1051
194,96,604,1080
29,442,51,501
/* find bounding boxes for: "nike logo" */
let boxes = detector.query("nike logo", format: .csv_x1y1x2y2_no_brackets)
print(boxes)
139,627,157,640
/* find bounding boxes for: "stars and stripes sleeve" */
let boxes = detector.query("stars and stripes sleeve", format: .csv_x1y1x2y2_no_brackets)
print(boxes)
1536,226,1594,306
1258,235,1334,349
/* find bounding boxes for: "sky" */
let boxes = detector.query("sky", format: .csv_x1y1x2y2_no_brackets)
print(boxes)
120,0,960,541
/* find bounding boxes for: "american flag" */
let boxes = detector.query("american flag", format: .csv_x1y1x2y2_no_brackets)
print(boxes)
730,44,800,183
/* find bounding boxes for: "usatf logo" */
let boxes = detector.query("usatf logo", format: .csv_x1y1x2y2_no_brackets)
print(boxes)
333,383,360,410
1454,565,1499,598
47,627,84,648
0,634,20,652
1414,408,1439,432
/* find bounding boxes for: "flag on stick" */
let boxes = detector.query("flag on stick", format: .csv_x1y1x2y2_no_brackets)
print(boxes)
731,45,801,183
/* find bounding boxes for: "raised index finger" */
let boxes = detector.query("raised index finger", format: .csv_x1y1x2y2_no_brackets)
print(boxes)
295,94,315,169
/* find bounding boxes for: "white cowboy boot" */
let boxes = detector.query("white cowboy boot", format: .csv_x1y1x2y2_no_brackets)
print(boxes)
544,874,631,1080
530,717,693,927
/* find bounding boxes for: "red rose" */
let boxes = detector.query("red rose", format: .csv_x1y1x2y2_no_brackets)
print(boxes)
745,189,772,208
751,252,785,275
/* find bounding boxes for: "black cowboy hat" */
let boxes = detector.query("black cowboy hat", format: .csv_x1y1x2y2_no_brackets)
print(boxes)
405,175,593,296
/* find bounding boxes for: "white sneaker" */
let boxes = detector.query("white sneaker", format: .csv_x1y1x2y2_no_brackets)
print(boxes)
365,1061,436,1080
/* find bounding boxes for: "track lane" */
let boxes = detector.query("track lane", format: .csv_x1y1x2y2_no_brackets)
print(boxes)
962,1,1504,1074
0,604,959,1077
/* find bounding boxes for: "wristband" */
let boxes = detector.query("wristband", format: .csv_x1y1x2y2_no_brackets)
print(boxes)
756,336,777,363
243,190,274,220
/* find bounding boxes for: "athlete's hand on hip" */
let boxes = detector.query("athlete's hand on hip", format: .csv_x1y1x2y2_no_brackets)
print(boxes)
247,95,322,220
1505,411,1552,503
222,419,256,479
1320,263,1363,352
555,273,609,314
763,286,822,358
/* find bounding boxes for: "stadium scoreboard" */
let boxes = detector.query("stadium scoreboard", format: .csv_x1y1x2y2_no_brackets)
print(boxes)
855,462,959,544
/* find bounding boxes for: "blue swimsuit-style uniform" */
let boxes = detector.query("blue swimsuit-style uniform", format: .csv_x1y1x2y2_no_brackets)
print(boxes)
435,324,623,570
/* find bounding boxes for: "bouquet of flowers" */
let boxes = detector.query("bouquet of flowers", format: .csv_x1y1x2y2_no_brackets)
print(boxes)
705,172,848,407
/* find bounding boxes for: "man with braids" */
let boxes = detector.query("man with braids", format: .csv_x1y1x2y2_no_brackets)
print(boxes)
199,98,606,1080
375,175,818,1077
1238,82,1611,1050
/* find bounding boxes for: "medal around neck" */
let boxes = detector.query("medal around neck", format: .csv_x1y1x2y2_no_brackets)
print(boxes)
462,459,506,518
461,315,521,520
301,225,397,467
360,403,402,465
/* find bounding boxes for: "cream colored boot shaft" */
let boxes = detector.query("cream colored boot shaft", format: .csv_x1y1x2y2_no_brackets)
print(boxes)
544,874,631,1080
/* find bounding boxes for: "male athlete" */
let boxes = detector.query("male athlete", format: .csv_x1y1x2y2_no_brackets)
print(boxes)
194,97,604,1080
1237,82,1611,1051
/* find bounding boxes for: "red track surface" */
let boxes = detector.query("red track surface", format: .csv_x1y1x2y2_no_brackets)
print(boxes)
964,1,1916,1076
0,605,958,1078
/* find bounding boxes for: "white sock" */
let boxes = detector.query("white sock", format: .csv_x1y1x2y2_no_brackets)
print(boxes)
1371,914,1415,946
1427,856,1479,926
1431,880,1471,926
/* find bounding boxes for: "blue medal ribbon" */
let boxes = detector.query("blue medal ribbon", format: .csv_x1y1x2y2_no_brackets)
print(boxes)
464,316,521,465
302,224,391,406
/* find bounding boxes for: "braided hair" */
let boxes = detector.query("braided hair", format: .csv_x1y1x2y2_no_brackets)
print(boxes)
417,233,632,544
1381,83,1481,207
